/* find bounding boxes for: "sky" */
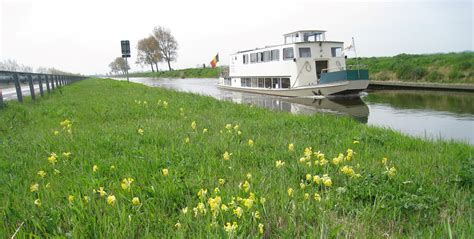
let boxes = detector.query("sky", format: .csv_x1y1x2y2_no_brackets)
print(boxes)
0,0,472,75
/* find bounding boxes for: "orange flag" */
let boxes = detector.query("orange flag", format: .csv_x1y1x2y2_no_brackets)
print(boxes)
210,54,219,68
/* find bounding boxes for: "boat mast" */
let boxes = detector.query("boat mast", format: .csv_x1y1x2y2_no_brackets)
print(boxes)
352,37,360,78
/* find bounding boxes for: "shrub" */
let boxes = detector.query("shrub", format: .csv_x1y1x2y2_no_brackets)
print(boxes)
426,71,444,82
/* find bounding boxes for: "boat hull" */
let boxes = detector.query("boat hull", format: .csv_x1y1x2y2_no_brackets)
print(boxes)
218,80,369,97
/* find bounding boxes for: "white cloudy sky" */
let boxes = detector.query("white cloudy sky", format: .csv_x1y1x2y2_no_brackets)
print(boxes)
1,0,472,75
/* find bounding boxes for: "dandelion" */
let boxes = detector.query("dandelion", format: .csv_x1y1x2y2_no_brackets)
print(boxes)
34,198,41,207
162,168,169,176
83,196,90,203
107,195,116,205
68,195,75,203
275,160,285,168
132,197,140,206
287,188,294,197
224,222,238,234
233,207,243,218
181,207,188,214
288,143,294,152
30,183,39,192
353,140,360,144
191,121,197,130
48,153,58,165
97,187,106,197
121,178,134,191
223,151,231,161
197,188,208,200
304,193,310,200
248,139,254,147
93,165,98,172
37,170,46,178
62,152,72,159
175,221,182,229
218,178,225,186
203,128,208,133
137,128,144,135
258,223,264,234
314,193,321,201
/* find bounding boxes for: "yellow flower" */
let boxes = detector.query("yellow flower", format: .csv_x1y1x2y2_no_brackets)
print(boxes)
341,165,356,177
203,128,208,133
207,196,222,212
191,121,197,130
304,147,313,158
239,180,250,192
97,187,107,197
332,153,344,165
233,125,240,131
121,178,134,191
246,173,252,180
242,198,254,209
388,167,397,177
132,197,140,205
313,175,321,184
320,158,328,166
162,101,168,108
305,174,312,181
314,193,321,201
162,168,169,176
221,204,229,211
287,188,294,197
237,130,242,135
184,137,190,143
225,124,232,130
345,149,354,161
300,182,306,189
53,130,59,136
181,207,188,214
30,183,39,192
223,151,231,161
260,197,266,204
288,143,294,152
275,160,285,168
197,188,208,200
218,178,225,185
68,195,75,203
34,198,41,207
83,196,90,203
93,165,98,172
353,140,360,144
137,128,144,135
233,207,243,218
54,169,61,175
382,157,388,165
248,139,254,147
62,152,72,159
175,221,182,229
48,153,58,165
107,195,116,205
194,202,207,216
258,223,264,234
214,187,220,193
110,165,116,170
304,193,310,200
37,170,47,178
323,178,332,187
224,222,238,234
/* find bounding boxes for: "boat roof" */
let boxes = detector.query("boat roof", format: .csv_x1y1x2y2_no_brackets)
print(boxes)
284,30,326,35
234,41,343,54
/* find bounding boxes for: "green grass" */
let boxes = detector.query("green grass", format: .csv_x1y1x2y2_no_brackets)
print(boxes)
130,67,219,78
348,52,474,84
0,78,472,237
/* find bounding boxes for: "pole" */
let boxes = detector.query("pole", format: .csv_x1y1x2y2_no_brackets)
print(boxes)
125,57,130,83
352,37,361,78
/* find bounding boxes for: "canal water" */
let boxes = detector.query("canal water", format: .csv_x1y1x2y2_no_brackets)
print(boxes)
118,77,474,145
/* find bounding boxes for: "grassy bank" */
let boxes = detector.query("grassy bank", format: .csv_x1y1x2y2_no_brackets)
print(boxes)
0,78,472,237
348,52,474,84
130,67,219,78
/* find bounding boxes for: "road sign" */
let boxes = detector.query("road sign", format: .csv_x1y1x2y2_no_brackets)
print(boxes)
121,40,130,58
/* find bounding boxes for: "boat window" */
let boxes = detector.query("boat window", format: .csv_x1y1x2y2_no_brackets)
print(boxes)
281,78,290,88
299,47,311,58
283,47,294,60
271,49,280,61
241,78,245,87
264,78,272,88
258,78,264,88
263,51,271,62
243,54,249,64
245,78,251,87
251,78,258,87
257,52,263,63
331,47,343,57
272,78,280,89
224,78,232,86
250,53,257,63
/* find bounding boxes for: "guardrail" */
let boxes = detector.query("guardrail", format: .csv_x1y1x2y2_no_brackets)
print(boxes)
0,71,87,107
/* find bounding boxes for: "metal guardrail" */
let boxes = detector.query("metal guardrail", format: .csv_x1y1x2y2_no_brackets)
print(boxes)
0,71,87,107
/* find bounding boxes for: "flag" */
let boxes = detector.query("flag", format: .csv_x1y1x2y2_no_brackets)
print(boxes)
210,54,219,68
343,44,353,51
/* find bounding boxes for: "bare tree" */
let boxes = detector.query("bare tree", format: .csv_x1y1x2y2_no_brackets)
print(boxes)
0,59,20,71
152,26,178,71
36,66,49,73
109,57,130,75
136,36,162,72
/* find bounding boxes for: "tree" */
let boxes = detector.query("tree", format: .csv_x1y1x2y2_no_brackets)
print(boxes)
109,57,130,75
136,36,162,72
152,26,178,71
0,59,20,71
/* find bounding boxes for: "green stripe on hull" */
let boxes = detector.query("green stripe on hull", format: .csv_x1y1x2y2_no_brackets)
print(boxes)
320,70,369,84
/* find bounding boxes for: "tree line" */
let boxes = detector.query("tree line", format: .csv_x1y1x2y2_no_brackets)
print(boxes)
109,26,178,75
0,59,79,75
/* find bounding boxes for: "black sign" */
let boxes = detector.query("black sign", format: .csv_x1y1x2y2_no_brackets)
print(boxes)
121,40,130,58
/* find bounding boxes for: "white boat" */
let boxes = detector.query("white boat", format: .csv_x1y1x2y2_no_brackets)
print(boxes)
218,30,369,97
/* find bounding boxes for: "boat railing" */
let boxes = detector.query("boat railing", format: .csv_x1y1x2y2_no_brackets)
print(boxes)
321,64,368,73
